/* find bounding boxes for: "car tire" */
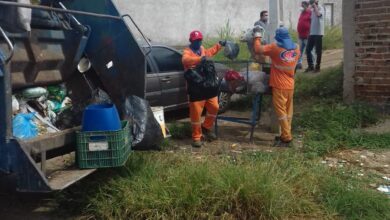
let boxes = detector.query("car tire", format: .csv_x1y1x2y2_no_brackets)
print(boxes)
218,92,232,114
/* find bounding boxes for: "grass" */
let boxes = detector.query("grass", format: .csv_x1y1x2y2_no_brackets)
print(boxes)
295,65,344,100
290,26,343,50
167,122,192,139
293,65,390,156
295,102,390,157
319,170,390,220
57,152,390,219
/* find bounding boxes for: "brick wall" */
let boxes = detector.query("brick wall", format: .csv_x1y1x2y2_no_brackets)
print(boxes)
354,0,390,106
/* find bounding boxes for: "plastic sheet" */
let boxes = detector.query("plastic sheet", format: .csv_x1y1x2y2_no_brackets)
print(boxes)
242,71,270,94
12,113,38,139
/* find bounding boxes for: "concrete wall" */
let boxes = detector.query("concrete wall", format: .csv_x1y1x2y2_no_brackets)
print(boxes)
114,0,342,46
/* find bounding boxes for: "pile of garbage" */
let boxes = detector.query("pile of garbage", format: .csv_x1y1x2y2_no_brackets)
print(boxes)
222,63,270,94
12,84,73,140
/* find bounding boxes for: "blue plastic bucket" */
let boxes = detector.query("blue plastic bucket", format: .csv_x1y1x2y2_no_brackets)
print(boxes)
82,104,121,132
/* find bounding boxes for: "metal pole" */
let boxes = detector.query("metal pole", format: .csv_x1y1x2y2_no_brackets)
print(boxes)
0,1,122,20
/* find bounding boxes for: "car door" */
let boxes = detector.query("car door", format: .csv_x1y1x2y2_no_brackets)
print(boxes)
150,46,188,109
145,56,163,107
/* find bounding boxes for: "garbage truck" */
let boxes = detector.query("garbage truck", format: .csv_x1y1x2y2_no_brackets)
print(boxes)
0,0,151,192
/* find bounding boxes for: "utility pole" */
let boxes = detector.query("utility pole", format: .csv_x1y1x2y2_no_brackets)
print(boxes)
269,0,284,42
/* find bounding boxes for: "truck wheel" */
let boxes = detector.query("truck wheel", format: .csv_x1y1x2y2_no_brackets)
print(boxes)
218,92,232,113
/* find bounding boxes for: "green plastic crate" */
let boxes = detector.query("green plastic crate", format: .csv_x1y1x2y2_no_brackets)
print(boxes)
76,121,132,169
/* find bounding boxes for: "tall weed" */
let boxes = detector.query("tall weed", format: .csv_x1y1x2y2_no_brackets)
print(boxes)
58,152,390,220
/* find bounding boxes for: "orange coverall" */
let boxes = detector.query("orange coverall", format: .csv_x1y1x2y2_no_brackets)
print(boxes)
254,38,300,142
182,44,222,141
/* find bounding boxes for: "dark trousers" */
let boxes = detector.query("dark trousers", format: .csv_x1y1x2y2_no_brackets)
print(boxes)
306,35,323,69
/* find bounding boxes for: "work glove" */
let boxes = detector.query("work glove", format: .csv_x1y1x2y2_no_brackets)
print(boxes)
253,25,264,38
219,40,227,47
201,56,208,64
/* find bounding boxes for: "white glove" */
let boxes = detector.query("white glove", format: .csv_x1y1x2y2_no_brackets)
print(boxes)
253,25,264,38
253,32,263,38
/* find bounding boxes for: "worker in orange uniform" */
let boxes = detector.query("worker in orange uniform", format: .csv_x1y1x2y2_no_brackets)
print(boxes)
182,30,226,148
253,27,300,147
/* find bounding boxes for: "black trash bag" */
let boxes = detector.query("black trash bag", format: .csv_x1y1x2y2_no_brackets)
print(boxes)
184,60,219,88
122,96,163,151
196,60,219,88
224,41,240,60
184,60,219,101
55,108,74,130
184,69,204,84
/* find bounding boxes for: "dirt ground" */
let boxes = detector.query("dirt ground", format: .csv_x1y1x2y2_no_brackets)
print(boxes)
299,49,344,71
0,174,59,220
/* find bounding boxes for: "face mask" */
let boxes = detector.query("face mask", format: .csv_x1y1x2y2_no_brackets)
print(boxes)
190,40,202,51
300,7,304,12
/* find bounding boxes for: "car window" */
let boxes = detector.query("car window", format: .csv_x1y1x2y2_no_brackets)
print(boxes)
151,47,184,72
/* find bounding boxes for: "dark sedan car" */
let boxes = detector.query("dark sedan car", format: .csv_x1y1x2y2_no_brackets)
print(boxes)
144,45,231,112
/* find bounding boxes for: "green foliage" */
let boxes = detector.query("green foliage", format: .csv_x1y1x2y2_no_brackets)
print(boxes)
294,64,390,156
58,152,390,220
319,172,390,220
289,26,343,50
295,65,344,100
217,19,235,41
323,26,344,50
294,99,390,156
167,122,192,139
295,102,389,156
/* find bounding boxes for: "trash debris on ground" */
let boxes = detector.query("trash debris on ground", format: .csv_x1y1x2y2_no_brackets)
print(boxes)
12,113,38,140
377,185,390,197
151,106,168,138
